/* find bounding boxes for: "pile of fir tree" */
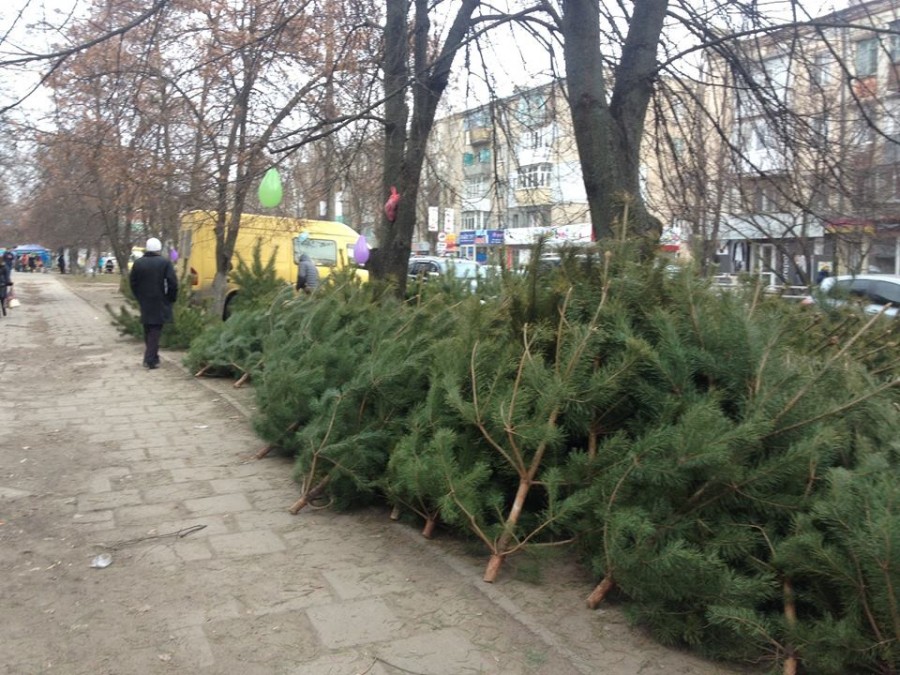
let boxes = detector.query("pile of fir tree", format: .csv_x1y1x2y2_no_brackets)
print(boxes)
206,244,897,673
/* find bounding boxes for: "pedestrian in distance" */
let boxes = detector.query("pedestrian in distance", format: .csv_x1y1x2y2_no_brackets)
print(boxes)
816,266,831,285
0,256,12,316
57,253,66,275
129,237,178,369
295,251,319,295
27,255,36,273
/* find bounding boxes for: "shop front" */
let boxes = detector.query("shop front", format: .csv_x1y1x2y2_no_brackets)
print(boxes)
458,223,593,267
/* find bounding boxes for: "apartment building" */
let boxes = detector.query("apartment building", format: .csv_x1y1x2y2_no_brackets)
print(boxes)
691,0,900,284
421,82,591,266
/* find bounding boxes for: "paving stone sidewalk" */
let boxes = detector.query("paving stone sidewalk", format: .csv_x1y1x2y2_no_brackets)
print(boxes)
0,273,744,675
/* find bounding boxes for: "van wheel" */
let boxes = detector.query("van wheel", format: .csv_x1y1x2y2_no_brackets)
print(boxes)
223,292,238,320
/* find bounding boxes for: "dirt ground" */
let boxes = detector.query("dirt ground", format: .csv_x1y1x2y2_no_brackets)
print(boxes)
0,273,754,675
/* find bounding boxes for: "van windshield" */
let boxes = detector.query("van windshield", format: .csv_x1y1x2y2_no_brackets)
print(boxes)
294,236,338,267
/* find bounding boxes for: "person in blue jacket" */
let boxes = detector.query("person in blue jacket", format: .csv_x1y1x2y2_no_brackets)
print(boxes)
129,237,178,369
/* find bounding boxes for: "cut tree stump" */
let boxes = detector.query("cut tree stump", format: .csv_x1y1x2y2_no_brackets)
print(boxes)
289,475,330,514
483,553,504,583
421,517,436,539
255,421,300,460
586,574,615,609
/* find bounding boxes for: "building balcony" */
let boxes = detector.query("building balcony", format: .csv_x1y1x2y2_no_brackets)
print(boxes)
514,187,553,206
467,128,492,145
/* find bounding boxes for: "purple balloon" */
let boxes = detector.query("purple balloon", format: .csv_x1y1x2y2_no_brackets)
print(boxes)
169,248,179,263
354,235,370,265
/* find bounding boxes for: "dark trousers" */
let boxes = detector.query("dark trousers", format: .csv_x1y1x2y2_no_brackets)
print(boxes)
143,324,163,366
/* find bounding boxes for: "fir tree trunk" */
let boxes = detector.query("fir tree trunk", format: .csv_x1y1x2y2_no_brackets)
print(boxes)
256,421,300,459
389,505,401,520
484,554,504,583
233,371,250,388
289,475,330,514
483,477,532,582
194,365,210,377
422,517,436,539
783,578,797,675
586,573,616,609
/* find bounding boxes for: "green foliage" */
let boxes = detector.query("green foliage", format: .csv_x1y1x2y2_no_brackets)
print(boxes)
185,243,899,673
182,291,291,378
226,240,290,314
106,281,210,350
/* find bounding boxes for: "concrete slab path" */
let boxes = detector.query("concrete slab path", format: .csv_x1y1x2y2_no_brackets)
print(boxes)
0,273,746,675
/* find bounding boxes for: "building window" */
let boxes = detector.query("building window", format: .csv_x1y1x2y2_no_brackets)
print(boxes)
889,21,900,90
891,21,900,63
856,38,878,78
524,126,551,149
763,55,790,102
877,166,900,201
851,105,876,146
464,108,489,130
516,163,552,188
463,152,474,166
464,176,485,199
811,52,830,87
517,92,549,125
462,211,489,229
478,148,491,164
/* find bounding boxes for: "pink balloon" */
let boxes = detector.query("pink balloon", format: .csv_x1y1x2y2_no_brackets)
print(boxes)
354,235,370,265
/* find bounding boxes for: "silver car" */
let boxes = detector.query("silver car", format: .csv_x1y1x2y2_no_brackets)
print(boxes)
802,274,900,318
408,256,492,292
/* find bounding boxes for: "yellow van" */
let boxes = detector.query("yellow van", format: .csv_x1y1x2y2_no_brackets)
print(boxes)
179,210,368,314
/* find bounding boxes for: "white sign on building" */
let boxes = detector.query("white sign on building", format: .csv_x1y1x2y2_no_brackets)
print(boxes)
428,206,439,232
443,208,455,233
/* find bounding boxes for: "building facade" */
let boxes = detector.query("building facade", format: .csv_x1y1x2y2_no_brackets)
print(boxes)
697,0,900,284
421,82,591,266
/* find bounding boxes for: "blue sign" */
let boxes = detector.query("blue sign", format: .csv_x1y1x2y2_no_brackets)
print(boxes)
487,230,505,245
458,231,476,245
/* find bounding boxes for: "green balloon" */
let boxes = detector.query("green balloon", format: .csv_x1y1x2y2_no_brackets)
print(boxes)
258,168,283,207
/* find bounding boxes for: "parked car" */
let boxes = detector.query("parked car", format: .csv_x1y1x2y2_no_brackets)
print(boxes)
408,255,494,292
801,274,900,318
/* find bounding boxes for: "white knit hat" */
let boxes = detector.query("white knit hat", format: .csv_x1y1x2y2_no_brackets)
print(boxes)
145,237,162,252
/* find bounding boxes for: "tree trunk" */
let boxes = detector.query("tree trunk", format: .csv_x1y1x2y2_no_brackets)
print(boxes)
421,517,436,539
482,477,532,582
288,475,331,514
377,0,481,296
562,0,667,245
586,573,615,609
483,554,504,583
783,578,798,675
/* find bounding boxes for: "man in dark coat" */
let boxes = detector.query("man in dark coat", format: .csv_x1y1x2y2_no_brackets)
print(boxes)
129,237,178,369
